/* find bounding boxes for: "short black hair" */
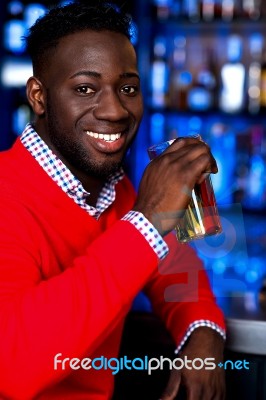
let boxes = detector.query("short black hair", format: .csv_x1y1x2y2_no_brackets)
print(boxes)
25,1,134,76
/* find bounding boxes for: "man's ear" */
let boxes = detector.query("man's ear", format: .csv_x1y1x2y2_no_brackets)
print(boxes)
26,76,46,116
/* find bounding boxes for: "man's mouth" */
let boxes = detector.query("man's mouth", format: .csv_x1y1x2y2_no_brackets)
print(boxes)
86,131,122,142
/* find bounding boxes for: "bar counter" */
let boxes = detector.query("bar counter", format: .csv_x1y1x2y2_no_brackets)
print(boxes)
220,293,266,355
220,293,266,400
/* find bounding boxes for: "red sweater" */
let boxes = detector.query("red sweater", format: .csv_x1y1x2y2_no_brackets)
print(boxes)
0,139,225,399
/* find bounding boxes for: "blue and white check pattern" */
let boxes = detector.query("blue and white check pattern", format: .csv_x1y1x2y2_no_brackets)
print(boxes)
175,320,226,354
20,123,168,258
20,123,225,349
123,210,168,259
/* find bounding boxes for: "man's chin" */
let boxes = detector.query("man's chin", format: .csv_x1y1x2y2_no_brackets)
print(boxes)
83,161,122,180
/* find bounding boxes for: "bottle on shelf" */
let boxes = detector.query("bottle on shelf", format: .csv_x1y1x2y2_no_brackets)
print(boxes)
150,36,169,108
201,0,215,20
187,46,217,111
168,36,192,110
242,0,261,20
247,33,263,114
219,35,245,113
152,0,172,20
183,0,200,22
221,0,235,20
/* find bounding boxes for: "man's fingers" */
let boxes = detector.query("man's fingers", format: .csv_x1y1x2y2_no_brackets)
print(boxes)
159,370,181,400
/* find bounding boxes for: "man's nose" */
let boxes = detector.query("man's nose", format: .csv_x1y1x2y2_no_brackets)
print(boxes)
93,90,129,121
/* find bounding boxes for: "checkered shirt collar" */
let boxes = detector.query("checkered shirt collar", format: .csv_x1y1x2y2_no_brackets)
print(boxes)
20,123,124,217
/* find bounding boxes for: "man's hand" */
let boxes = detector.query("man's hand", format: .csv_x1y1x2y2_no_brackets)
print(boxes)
160,327,225,400
134,138,218,236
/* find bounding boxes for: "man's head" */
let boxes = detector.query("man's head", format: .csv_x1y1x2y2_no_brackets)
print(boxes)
25,1,143,183
26,1,134,77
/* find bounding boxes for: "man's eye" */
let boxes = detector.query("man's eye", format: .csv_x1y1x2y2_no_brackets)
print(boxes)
76,86,95,94
121,85,139,95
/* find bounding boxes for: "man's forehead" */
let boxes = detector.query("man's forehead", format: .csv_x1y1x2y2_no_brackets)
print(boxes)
40,30,137,83
56,29,132,49
53,30,136,65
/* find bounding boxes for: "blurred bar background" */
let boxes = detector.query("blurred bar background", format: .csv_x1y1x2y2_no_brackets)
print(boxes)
2,2,266,398
0,0,266,301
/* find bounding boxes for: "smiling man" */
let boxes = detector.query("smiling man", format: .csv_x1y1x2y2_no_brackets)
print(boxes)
29,28,143,186
0,2,225,400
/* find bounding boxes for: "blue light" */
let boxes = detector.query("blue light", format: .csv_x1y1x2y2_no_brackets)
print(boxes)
245,269,259,283
7,1,24,15
59,0,74,6
1,58,33,87
209,124,236,205
212,260,226,275
24,4,47,29
188,116,202,136
178,70,193,86
188,87,212,111
150,113,165,144
12,105,31,136
129,21,138,46
234,257,248,275
249,257,264,277
3,20,26,54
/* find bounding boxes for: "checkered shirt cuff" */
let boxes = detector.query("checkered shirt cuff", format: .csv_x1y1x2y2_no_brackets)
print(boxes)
122,210,169,260
175,320,226,354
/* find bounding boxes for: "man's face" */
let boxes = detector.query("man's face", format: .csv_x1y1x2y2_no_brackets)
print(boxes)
35,30,143,180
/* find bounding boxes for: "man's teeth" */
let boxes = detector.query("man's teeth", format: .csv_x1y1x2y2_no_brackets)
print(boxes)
86,131,121,142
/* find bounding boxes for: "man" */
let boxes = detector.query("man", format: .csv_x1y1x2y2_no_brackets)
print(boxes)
0,1,225,399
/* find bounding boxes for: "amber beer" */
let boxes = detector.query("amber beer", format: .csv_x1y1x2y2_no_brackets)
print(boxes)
148,138,222,243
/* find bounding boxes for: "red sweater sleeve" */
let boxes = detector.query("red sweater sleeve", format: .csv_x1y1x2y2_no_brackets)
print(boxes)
144,232,225,347
0,194,158,399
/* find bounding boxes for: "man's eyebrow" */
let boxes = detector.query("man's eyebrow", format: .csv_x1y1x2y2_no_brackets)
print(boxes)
69,71,140,80
120,72,140,80
69,71,101,79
